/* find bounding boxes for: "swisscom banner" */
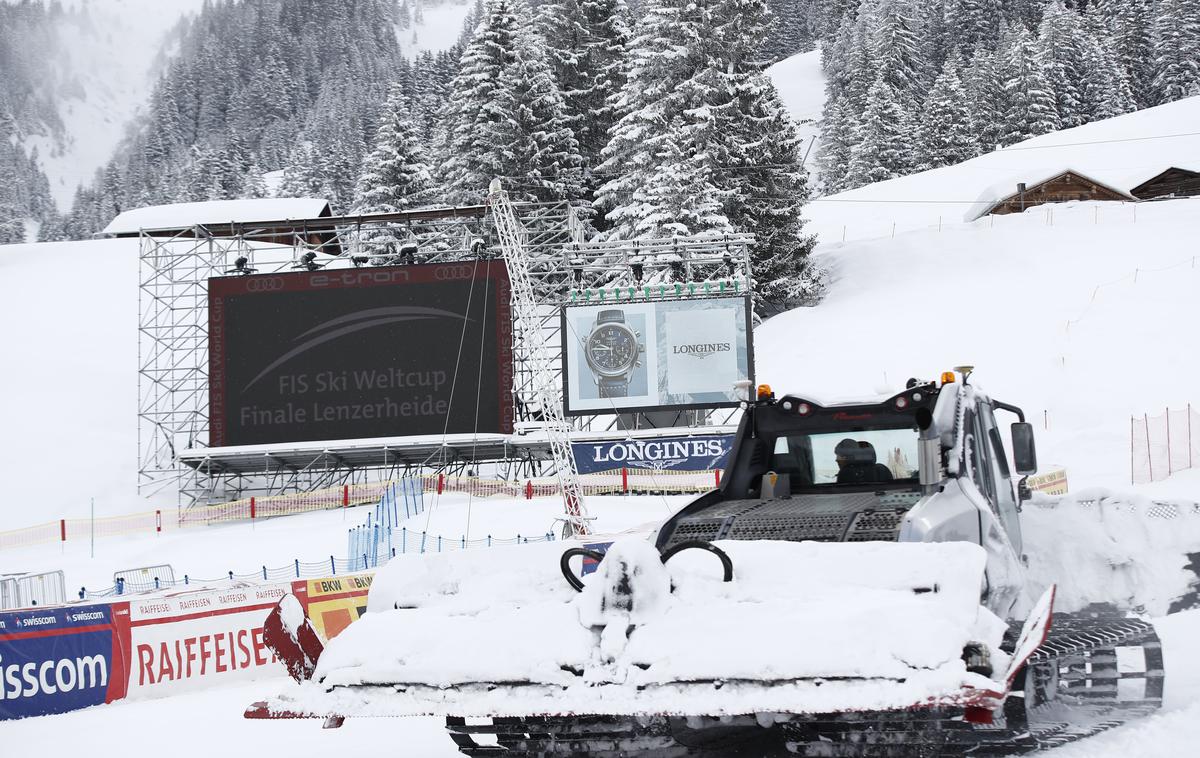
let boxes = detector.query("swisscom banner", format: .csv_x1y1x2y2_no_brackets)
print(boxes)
209,261,513,447
572,435,735,474
0,602,131,719
561,296,753,415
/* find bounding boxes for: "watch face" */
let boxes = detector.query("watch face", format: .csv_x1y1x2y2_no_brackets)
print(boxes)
586,324,639,376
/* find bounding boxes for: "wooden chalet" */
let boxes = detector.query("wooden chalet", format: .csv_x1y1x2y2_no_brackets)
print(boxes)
981,170,1134,217
1130,167,1200,201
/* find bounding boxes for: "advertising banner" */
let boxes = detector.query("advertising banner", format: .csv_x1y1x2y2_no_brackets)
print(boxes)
293,573,373,640
571,434,735,474
126,583,291,698
0,602,131,720
561,297,753,415
209,260,513,447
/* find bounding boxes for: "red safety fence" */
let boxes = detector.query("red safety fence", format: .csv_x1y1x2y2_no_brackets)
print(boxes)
1131,405,1199,484
0,469,723,552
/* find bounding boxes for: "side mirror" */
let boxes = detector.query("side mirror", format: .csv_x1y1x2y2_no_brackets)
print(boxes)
1010,422,1037,476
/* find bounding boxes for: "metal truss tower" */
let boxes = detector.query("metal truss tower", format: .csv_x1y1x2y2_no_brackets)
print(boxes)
489,184,588,536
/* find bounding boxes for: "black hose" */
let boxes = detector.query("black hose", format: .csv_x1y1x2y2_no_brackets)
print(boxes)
559,547,608,592
659,540,734,583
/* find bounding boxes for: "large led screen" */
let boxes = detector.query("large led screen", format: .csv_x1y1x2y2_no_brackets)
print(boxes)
209,261,512,447
561,296,753,415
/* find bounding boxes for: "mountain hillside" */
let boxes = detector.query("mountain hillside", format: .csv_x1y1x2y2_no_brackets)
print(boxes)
805,94,1200,242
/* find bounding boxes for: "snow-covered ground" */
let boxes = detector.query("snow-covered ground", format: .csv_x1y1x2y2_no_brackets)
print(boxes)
766,49,825,182
761,196,1200,493
396,0,473,57
4,609,1197,757
17,0,207,210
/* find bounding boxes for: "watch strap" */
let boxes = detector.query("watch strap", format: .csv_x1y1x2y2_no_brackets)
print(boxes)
599,376,628,398
597,309,624,325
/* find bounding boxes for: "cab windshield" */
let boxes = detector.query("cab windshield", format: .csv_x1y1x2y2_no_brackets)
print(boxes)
770,428,919,488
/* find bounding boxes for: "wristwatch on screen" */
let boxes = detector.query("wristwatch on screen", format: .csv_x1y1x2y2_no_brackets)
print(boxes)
583,309,644,398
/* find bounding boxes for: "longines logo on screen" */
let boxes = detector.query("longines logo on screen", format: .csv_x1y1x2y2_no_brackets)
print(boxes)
671,342,732,360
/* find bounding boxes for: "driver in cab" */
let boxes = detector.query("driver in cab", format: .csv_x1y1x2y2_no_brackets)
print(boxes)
834,439,894,484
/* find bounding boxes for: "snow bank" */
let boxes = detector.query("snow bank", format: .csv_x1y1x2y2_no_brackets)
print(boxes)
1023,490,1200,616
292,538,1005,717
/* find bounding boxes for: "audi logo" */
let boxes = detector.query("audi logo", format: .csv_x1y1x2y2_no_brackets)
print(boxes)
433,265,476,280
244,277,284,292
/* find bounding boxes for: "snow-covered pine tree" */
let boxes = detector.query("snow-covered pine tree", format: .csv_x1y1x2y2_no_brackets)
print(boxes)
1151,0,1200,105
628,133,733,240
1035,0,1086,129
1095,0,1154,107
1078,12,1136,121
537,0,630,184
918,60,977,170
353,83,434,213
595,0,711,238
944,0,1003,53
869,0,927,98
729,74,818,312
0,207,24,245
843,75,913,188
962,46,1006,153
817,94,856,193
242,161,270,199
440,0,582,205
999,25,1059,145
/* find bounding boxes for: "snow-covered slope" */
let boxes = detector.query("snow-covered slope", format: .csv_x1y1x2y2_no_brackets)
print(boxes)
396,0,472,57
762,196,1200,492
15,0,206,210
806,95,1200,243
766,49,825,182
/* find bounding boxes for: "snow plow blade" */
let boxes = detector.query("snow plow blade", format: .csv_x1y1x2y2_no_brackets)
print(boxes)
247,538,1023,719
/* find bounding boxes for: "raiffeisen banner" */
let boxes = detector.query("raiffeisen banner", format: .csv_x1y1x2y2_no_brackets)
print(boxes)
561,296,753,415
126,584,291,697
0,602,131,719
572,435,735,474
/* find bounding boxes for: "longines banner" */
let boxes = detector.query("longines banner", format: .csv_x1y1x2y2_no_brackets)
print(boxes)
209,261,513,446
571,434,735,474
561,296,753,415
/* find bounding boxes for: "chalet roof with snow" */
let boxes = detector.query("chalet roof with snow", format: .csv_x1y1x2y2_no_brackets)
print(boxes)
965,168,1136,220
100,198,333,237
